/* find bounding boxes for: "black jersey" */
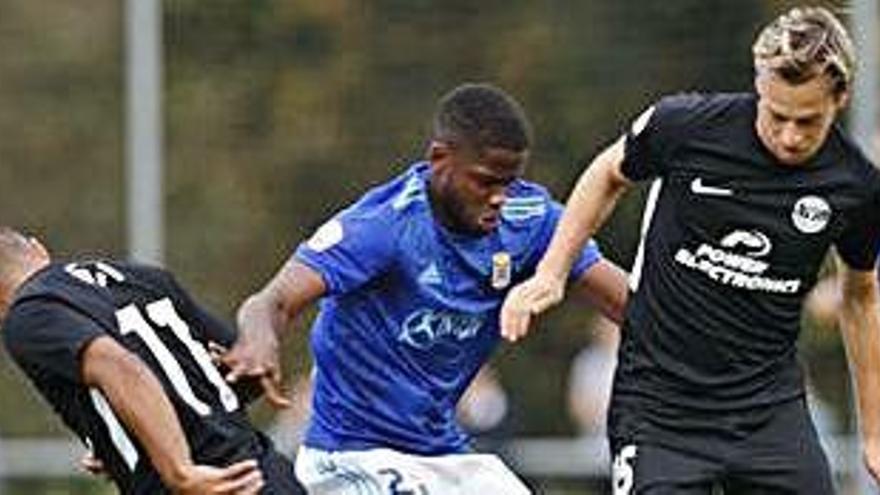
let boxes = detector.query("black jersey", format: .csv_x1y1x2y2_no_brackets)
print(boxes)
614,93,880,419
3,261,264,494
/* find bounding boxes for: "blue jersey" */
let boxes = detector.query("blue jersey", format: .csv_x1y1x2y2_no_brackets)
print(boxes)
295,162,602,454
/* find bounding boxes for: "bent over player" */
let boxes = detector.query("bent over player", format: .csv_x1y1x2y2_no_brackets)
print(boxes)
0,228,302,494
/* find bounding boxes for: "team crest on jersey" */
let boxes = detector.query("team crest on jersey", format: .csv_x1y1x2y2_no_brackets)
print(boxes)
307,219,344,252
791,195,831,234
491,251,511,289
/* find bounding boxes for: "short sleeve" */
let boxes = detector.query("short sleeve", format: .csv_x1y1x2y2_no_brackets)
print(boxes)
294,209,396,295
3,298,106,384
621,94,704,182
836,183,880,271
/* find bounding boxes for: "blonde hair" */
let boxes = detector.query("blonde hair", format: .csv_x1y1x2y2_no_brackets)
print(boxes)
753,6,855,95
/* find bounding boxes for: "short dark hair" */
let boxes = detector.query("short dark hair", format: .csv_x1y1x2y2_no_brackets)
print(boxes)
432,83,532,154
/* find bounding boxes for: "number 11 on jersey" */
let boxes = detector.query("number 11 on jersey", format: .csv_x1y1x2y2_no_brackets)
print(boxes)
115,298,240,415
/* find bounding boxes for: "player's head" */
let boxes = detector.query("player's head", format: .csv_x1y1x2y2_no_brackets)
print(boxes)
428,83,532,235
0,227,50,319
752,6,854,166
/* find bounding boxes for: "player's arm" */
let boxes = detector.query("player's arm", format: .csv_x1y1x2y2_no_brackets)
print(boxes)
81,336,265,494
569,258,629,325
222,257,326,408
501,138,632,341
837,261,880,481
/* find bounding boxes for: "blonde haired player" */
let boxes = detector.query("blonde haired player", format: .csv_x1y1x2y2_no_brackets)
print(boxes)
503,7,880,493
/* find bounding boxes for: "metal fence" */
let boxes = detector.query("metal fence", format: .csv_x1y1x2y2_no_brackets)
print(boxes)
0,435,873,494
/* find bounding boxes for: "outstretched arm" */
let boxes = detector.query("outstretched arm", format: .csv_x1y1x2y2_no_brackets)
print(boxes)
569,259,629,326
222,258,326,408
501,138,632,341
837,262,880,481
81,336,264,494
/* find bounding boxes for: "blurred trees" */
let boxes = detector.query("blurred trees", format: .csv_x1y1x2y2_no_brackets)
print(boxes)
0,0,858,441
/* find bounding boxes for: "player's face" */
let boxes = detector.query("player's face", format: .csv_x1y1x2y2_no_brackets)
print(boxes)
0,234,50,319
429,142,528,235
755,71,847,166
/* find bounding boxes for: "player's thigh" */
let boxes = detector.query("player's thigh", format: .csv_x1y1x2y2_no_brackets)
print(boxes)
260,449,307,494
726,400,834,495
611,442,716,495
295,446,530,495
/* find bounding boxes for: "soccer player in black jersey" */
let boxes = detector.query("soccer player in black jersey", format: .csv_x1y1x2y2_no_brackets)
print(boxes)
0,227,303,494
502,6,880,494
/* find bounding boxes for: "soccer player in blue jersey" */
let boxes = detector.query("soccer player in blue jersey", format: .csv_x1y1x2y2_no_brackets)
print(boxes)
222,83,629,493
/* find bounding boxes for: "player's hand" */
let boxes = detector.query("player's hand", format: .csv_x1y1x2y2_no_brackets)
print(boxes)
79,452,107,478
863,437,880,482
500,273,566,342
171,459,264,495
221,328,291,409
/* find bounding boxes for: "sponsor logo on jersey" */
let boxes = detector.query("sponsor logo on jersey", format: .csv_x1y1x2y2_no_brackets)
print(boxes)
689,177,733,197
491,251,511,289
307,219,344,252
398,309,483,350
417,262,442,286
674,229,801,294
791,195,831,234
719,229,771,257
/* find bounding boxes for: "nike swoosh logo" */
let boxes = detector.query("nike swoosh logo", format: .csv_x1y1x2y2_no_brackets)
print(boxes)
690,177,733,196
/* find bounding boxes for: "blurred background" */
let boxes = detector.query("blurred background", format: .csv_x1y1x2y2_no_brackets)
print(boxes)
0,0,876,493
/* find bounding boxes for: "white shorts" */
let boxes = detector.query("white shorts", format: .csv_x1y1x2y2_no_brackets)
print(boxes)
295,445,532,495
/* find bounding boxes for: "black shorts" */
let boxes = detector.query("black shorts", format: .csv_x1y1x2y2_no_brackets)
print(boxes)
259,446,307,494
608,397,834,494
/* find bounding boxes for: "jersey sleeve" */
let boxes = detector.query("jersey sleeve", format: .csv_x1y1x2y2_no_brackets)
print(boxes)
3,298,106,384
836,179,880,271
621,94,703,181
294,207,397,295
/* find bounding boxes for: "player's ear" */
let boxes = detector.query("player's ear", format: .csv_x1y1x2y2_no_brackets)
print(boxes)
428,140,453,167
833,89,850,112
27,237,51,264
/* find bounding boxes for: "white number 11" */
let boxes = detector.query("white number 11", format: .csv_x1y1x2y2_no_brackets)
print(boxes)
115,298,239,415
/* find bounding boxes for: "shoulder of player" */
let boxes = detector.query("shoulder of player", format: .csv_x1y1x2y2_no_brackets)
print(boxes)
9,262,75,303
343,162,430,224
825,127,880,191
653,91,750,128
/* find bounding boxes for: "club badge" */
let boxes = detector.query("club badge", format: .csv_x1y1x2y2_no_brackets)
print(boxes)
491,252,511,290
791,195,831,234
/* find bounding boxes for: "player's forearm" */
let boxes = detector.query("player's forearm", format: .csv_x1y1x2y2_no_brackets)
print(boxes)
237,258,326,339
81,336,194,487
538,140,630,280
237,292,289,342
572,260,629,325
838,272,880,444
